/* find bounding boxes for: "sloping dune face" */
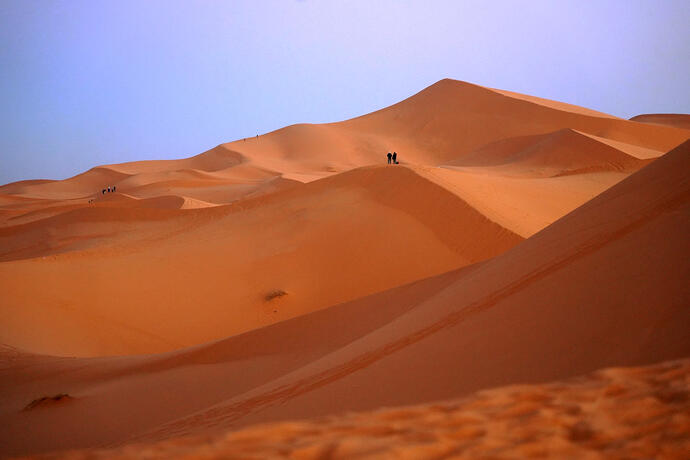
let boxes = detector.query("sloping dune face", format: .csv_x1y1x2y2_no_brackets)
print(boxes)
4,79,686,357
448,128,652,176
0,142,687,457
630,113,690,130
1,80,689,457
121,141,689,442
0,165,522,356
32,358,690,460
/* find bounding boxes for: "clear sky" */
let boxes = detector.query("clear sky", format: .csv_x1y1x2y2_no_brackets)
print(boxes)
1,0,689,185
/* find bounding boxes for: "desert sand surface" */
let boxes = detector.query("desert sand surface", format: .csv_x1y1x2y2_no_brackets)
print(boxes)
630,113,690,130
1,79,689,458
22,358,690,460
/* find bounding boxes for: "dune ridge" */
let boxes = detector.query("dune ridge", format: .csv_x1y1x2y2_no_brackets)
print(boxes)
0,164,523,357
1,139,687,456
1,80,689,458
128,140,689,442
447,128,652,176
630,113,690,130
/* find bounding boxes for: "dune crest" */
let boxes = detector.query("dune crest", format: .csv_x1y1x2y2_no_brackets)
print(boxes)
0,164,524,357
1,81,689,458
630,113,690,130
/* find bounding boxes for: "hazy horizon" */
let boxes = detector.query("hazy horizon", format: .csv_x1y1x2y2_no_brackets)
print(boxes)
1,0,689,185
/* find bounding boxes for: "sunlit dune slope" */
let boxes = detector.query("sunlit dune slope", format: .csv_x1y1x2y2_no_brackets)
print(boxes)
630,113,690,130
0,79,686,358
28,358,690,460
0,145,287,206
5,79,683,202
1,142,686,457
413,166,629,238
1,79,685,232
223,79,687,175
0,165,523,357
137,140,689,440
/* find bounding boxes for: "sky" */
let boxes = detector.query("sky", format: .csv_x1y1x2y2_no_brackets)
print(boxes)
1,0,689,185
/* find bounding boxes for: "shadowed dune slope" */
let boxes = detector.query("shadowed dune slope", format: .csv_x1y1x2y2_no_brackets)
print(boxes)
136,140,689,440
0,267,474,456
0,165,523,357
1,80,689,458
411,166,630,238
1,79,686,217
5,78,673,195
337,80,688,160
219,80,688,178
447,128,653,176
0,143,686,457
30,358,690,460
630,113,690,130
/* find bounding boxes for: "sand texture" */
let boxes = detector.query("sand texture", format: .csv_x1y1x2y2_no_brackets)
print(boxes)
21,358,690,460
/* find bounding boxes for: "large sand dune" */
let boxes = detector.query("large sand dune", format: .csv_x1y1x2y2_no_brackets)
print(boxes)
0,80,688,457
28,358,690,459
0,165,524,356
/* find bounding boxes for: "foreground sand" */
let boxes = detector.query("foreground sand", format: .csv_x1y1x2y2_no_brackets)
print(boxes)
1,80,689,457
21,358,690,460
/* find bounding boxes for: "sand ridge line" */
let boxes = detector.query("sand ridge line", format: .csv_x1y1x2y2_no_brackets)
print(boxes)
133,174,689,442
132,143,690,441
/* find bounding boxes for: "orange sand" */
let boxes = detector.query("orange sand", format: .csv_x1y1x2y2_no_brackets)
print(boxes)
630,113,690,130
24,358,690,459
1,79,688,458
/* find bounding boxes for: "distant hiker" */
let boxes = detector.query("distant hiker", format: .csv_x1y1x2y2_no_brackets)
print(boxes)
102,189,106,195
113,185,116,193
392,152,398,164
387,152,392,164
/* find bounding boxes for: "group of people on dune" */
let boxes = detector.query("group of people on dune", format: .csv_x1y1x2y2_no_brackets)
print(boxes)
88,185,118,204
387,151,399,164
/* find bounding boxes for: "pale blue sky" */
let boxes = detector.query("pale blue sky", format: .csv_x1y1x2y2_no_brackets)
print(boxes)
1,0,689,185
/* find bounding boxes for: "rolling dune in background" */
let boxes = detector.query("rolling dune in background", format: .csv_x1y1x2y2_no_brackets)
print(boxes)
0,79,688,458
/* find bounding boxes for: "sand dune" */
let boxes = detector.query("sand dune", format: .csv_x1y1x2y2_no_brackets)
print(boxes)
1,79,685,221
0,167,131,200
415,166,628,237
0,165,523,357
1,140,686,457
488,87,622,119
128,140,689,441
27,358,690,459
337,79,688,162
630,113,690,130
447,128,652,176
1,80,689,458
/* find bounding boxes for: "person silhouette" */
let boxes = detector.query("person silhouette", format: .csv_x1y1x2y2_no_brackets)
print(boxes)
392,152,398,164
387,152,392,164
